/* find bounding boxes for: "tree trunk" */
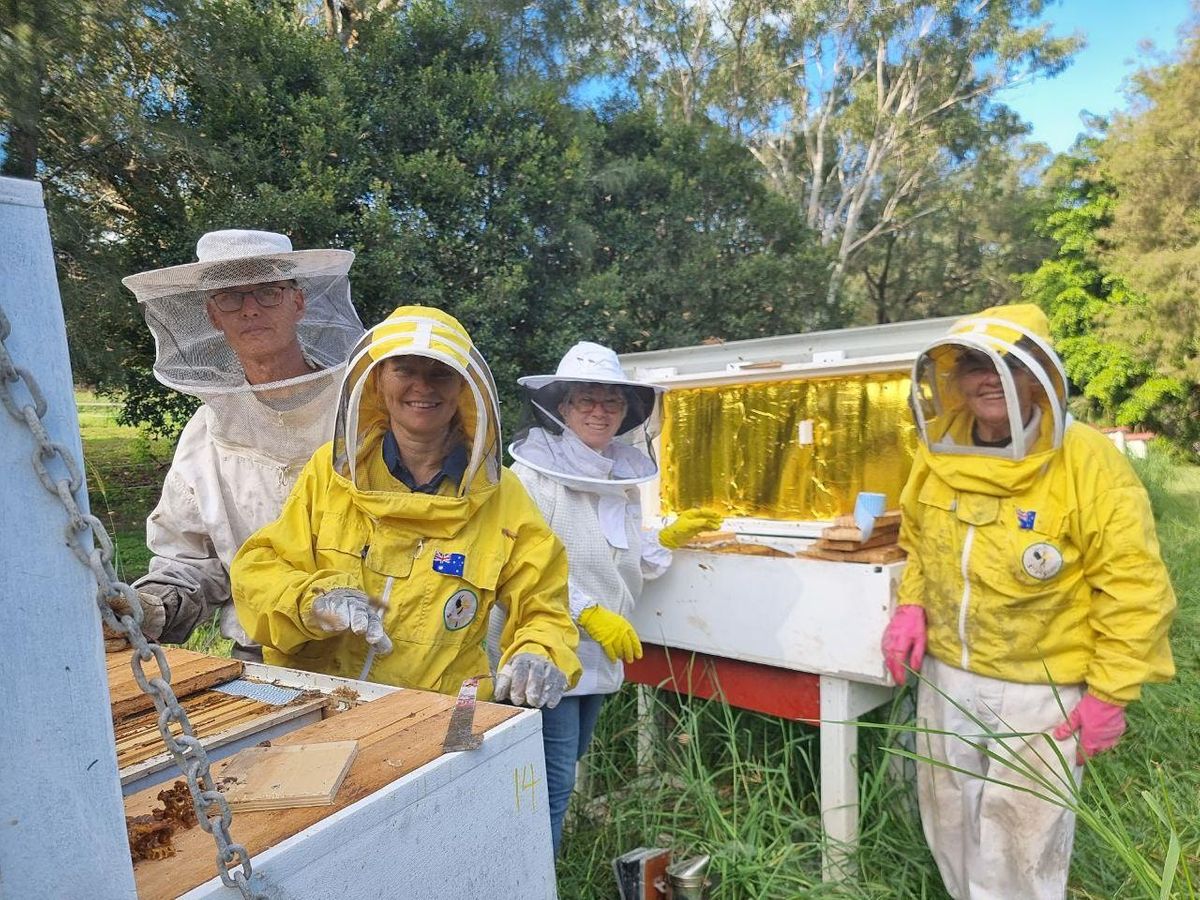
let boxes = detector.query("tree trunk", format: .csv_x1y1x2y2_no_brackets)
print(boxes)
1,4,47,179
1,118,40,179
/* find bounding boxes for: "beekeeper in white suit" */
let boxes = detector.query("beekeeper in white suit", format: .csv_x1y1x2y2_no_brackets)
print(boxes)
117,229,363,659
493,341,722,854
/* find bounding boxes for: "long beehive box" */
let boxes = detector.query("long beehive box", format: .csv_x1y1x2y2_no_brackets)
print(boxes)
108,649,394,795
616,321,935,688
628,545,902,684
108,649,555,898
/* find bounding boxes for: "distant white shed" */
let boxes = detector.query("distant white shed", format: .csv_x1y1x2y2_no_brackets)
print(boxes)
1099,425,1155,459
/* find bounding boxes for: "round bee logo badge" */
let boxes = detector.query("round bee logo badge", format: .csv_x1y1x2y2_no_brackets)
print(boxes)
1021,542,1063,580
443,589,478,631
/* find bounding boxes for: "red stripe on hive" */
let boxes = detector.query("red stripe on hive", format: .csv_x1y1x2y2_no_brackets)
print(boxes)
625,643,821,723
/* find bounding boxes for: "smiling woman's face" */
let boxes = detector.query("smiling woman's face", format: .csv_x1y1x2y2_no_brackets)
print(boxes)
378,355,464,442
558,383,627,451
956,351,1036,441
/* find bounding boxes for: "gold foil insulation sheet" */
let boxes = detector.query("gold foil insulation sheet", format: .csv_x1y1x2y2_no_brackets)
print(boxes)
659,372,917,521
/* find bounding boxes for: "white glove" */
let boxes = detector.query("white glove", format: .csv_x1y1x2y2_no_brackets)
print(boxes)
493,652,568,709
305,588,393,657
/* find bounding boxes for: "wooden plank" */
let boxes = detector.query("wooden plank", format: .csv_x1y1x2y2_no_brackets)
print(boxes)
831,510,901,533
118,697,329,785
214,742,359,811
813,529,902,552
127,689,522,899
116,692,270,743
115,693,276,768
108,648,243,721
820,523,899,544
703,542,793,558
682,531,739,548
800,544,907,564
873,510,902,530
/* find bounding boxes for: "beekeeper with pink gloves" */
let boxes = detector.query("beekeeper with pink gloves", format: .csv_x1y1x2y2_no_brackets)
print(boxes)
882,303,1175,899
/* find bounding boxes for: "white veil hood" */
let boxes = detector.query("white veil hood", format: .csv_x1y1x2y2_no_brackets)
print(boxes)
123,229,363,400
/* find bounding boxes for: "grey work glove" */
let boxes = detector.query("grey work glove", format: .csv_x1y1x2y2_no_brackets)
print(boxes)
304,588,393,657
104,590,168,648
493,652,568,709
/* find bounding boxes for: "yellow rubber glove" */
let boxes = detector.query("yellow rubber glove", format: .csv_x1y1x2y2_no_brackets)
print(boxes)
657,507,725,549
578,605,643,663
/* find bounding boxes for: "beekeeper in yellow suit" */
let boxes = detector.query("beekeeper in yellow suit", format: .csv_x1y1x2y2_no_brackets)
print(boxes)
232,306,581,705
881,303,1175,900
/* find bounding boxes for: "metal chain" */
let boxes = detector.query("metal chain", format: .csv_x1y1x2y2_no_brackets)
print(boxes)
0,304,268,899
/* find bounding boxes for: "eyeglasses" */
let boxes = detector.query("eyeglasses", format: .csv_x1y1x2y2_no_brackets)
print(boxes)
570,395,627,414
209,284,292,313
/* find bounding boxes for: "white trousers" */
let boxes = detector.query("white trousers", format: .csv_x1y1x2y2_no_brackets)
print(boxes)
916,657,1084,900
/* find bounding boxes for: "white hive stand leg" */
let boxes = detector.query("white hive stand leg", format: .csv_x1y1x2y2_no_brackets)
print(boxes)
819,675,859,880
636,685,660,774
819,676,894,881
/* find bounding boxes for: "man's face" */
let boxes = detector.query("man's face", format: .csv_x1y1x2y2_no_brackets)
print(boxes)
206,280,306,364
378,355,465,441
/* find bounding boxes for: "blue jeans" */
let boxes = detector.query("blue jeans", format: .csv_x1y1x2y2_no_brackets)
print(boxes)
541,693,607,855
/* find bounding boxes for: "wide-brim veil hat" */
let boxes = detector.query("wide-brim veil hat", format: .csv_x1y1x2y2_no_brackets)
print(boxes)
121,229,363,398
122,229,353,299
518,341,662,436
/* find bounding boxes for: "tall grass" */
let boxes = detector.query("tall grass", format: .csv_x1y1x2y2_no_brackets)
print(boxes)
1069,451,1200,898
557,687,948,898
559,448,1200,898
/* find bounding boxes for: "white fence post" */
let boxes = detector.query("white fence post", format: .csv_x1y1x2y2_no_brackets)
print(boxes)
0,176,137,896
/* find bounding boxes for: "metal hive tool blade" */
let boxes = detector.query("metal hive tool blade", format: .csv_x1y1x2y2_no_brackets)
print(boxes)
442,677,483,753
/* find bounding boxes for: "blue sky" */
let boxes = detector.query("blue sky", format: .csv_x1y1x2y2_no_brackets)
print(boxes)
999,0,1195,152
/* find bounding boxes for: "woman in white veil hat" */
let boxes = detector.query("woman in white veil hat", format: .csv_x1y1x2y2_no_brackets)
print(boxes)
497,341,722,854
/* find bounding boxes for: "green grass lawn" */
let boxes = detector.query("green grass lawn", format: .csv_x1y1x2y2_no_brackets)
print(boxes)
80,393,1197,897
77,389,173,583
78,390,232,655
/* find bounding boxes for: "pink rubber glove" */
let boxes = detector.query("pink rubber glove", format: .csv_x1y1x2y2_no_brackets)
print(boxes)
1053,694,1127,764
881,605,926,685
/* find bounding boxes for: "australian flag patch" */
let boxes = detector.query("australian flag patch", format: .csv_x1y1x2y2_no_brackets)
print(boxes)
1016,508,1037,530
432,550,466,577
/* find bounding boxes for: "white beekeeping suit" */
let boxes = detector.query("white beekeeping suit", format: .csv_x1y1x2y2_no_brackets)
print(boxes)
121,230,363,657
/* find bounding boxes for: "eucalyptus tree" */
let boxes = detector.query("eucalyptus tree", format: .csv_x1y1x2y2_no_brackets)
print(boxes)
851,134,1055,325
583,0,1079,305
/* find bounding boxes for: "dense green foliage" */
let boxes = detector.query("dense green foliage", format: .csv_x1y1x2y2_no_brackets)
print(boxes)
1021,18,1200,455
3,0,840,432
1019,147,1172,429
2,1,1199,445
